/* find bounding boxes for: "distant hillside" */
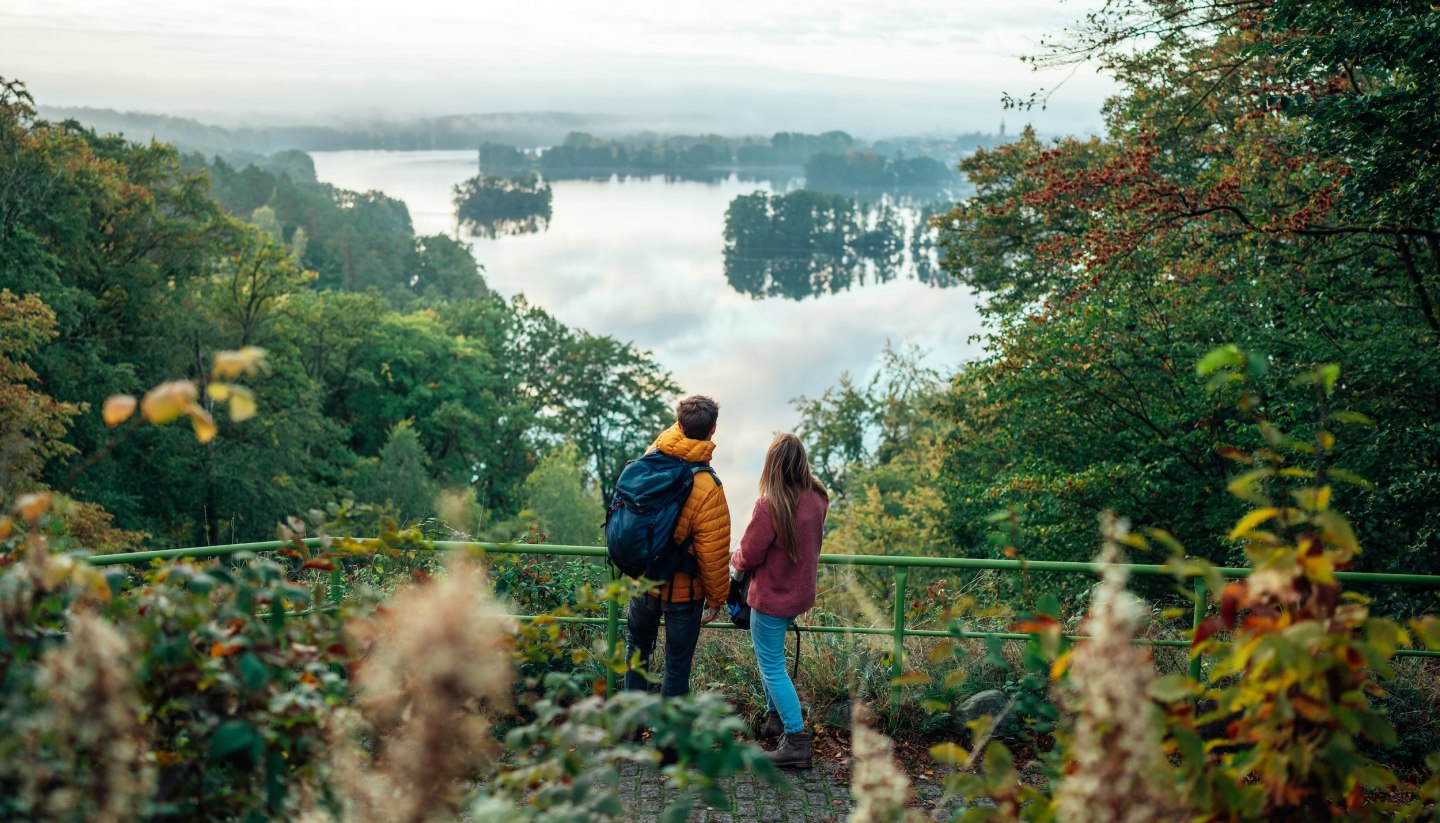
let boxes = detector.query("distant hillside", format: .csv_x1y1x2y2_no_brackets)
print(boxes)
36,106,628,154
37,106,1017,161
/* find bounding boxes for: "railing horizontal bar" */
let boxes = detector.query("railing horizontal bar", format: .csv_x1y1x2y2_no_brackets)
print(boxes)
87,539,317,566
507,617,1440,656
88,539,1440,587
514,615,611,626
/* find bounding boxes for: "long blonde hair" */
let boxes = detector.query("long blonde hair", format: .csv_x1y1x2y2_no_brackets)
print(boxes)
759,433,828,562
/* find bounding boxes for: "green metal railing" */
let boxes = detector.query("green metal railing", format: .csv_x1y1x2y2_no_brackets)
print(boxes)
88,539,1440,716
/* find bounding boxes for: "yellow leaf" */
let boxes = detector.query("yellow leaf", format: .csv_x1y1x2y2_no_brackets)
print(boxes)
211,346,268,379
928,640,960,664
1315,510,1360,556
929,742,970,766
14,493,52,524
42,554,76,588
187,404,217,443
1318,431,1335,451
892,670,932,687
102,394,137,427
1301,553,1336,585
141,380,198,424
1050,649,1072,680
206,382,231,401
943,670,969,689
1227,469,1274,505
228,386,257,422
1229,507,1282,540
83,567,113,602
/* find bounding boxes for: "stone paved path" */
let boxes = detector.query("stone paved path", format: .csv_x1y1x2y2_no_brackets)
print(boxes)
617,759,982,822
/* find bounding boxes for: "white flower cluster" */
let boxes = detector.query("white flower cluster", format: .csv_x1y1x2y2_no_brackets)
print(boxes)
850,704,924,823
1054,514,1183,823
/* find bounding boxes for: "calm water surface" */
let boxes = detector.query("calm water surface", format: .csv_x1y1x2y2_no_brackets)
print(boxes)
310,150,986,537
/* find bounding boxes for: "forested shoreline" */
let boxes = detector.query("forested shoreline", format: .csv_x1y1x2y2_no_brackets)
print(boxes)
6,0,1440,815
4,78,670,550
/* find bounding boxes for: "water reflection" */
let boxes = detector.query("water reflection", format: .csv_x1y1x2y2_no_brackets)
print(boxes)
453,172,553,238
308,150,986,538
722,190,951,300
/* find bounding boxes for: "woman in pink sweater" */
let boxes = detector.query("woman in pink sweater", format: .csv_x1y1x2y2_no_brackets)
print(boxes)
730,432,829,769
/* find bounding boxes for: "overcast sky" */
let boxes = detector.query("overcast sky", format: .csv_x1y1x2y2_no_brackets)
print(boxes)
1,0,1113,135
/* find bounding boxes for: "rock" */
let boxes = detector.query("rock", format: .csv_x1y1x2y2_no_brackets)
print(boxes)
956,690,1012,726
823,699,853,729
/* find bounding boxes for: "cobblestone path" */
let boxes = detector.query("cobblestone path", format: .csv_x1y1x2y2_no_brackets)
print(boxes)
617,759,982,822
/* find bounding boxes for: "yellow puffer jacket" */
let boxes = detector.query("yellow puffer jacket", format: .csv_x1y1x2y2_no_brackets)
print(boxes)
646,425,731,608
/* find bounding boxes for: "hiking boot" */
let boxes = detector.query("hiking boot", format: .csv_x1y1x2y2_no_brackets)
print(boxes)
758,710,783,740
767,730,812,769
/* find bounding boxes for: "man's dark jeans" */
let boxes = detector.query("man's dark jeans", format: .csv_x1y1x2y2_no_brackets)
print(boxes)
623,594,704,698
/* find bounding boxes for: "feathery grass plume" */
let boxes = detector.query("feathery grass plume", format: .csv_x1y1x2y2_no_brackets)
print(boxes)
24,612,153,823
850,703,924,823
1053,513,1182,823
336,557,514,823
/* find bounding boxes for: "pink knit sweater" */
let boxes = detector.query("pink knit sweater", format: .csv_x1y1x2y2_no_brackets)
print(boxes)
730,490,829,619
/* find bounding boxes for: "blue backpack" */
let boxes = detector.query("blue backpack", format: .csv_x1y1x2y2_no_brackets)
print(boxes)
604,450,718,580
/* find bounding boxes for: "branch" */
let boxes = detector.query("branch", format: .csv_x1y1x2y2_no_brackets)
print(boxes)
1395,234,1440,339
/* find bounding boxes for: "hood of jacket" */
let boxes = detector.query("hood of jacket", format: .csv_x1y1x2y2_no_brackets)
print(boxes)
650,424,715,464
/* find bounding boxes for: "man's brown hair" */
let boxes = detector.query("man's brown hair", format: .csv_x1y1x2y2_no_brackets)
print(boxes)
676,395,719,440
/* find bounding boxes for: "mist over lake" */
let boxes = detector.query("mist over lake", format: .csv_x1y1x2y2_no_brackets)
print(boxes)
310,149,986,534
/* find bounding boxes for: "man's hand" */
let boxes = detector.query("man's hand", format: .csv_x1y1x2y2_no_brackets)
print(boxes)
702,605,723,625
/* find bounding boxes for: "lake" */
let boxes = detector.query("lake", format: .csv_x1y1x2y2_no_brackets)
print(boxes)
310,150,986,538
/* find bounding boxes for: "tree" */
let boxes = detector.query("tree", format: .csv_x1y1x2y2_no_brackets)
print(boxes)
522,443,604,546
412,234,487,301
504,297,678,497
354,421,440,524
929,0,1440,571
0,290,78,499
452,173,552,238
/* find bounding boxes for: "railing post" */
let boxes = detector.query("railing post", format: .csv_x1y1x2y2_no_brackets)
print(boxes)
890,566,908,720
606,563,620,698
1190,577,1206,682
328,568,345,609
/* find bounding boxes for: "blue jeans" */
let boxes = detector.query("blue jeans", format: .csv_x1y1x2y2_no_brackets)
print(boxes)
750,609,804,734
624,595,704,698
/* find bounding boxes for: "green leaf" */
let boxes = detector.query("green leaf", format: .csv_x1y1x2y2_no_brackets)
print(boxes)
700,784,729,809
982,740,1014,775
594,794,626,817
211,720,259,761
1197,345,1244,376
1409,616,1440,651
1227,469,1275,505
1147,673,1196,703
931,742,970,765
239,653,270,691
1330,411,1374,426
1293,363,1340,395
660,798,693,823
1326,468,1374,489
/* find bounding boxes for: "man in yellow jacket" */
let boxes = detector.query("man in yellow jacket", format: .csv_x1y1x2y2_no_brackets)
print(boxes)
622,394,731,699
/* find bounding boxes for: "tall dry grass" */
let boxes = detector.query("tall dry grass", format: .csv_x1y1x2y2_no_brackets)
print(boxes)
320,558,514,823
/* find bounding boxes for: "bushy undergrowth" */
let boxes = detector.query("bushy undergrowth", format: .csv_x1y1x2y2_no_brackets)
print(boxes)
6,348,1440,823
0,495,775,822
